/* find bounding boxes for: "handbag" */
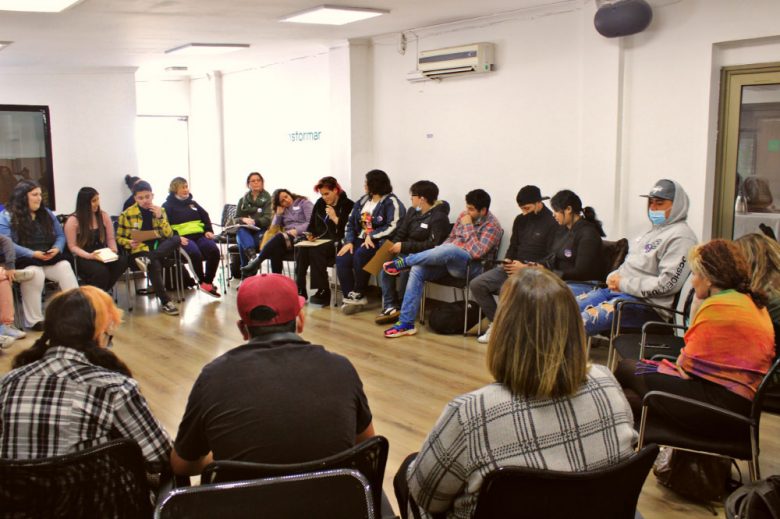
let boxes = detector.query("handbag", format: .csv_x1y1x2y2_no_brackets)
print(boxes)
653,447,736,504
259,224,281,250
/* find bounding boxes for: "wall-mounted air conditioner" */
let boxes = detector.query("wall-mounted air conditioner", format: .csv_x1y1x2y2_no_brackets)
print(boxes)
417,43,495,79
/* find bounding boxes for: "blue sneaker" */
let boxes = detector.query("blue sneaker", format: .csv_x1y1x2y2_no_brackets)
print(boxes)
382,257,409,276
0,324,25,339
384,321,417,338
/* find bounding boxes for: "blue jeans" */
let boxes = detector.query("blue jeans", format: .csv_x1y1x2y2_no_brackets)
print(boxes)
379,268,410,310
335,239,381,296
577,287,662,336
236,227,264,267
398,244,478,326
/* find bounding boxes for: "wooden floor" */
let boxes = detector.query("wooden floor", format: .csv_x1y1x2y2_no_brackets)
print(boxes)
1,279,778,518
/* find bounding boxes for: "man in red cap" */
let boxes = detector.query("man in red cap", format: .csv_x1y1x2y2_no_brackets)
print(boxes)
170,273,375,476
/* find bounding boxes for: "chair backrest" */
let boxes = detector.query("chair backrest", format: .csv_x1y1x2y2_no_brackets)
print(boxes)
221,204,237,228
0,438,152,518
753,357,780,418
472,444,659,519
201,435,388,513
155,468,374,519
601,238,629,278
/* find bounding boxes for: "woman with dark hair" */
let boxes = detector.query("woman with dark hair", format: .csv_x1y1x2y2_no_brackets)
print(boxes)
235,172,273,267
616,239,775,431
396,268,636,518
64,187,129,292
122,174,142,211
0,286,171,472
162,177,221,297
293,177,354,304
336,169,405,312
540,189,605,293
241,188,313,278
0,180,78,330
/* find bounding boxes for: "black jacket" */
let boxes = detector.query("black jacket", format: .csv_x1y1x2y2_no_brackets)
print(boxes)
505,206,557,262
394,200,451,254
307,192,355,241
543,218,604,281
162,193,214,237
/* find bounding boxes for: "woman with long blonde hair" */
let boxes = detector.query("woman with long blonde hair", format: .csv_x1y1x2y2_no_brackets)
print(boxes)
736,232,780,334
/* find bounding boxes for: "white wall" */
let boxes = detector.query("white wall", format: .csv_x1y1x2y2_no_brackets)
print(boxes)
0,69,137,214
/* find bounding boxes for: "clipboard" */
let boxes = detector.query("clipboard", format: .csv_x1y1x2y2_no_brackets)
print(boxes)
294,238,332,248
130,229,160,242
362,240,395,276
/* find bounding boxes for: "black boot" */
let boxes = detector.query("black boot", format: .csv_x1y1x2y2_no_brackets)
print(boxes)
243,247,257,263
241,254,262,277
310,288,331,306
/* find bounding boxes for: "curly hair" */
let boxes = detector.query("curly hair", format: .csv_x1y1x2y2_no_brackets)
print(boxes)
736,233,780,298
7,179,54,245
690,239,767,308
271,189,307,212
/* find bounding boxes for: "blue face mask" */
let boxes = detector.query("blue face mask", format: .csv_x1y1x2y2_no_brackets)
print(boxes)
648,209,667,225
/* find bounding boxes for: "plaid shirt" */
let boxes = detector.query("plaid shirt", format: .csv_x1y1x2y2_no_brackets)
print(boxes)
116,203,174,254
0,346,171,472
444,211,503,259
408,364,637,519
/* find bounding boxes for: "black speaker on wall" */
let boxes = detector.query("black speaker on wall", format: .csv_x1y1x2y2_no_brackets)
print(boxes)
594,0,653,38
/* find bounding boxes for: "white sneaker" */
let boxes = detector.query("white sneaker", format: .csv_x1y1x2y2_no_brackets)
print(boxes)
477,324,492,344
0,334,16,349
343,291,367,305
0,324,26,339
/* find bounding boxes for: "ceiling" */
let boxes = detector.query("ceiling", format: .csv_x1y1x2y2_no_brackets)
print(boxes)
0,0,584,77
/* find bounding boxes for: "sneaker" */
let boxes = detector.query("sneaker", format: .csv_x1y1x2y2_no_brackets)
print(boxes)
384,321,417,338
382,257,408,276
477,324,492,344
13,269,34,282
0,324,26,339
160,301,180,316
135,256,150,273
309,289,331,306
341,303,364,315
375,307,400,325
199,282,221,298
0,334,15,349
343,291,367,305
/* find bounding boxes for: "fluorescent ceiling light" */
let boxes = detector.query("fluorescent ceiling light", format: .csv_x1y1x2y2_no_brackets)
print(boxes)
165,43,250,56
0,0,83,13
281,5,388,25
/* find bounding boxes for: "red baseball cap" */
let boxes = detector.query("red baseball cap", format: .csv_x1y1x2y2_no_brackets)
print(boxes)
237,274,305,326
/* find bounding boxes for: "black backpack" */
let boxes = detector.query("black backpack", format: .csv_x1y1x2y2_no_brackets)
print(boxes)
428,301,481,335
726,476,780,519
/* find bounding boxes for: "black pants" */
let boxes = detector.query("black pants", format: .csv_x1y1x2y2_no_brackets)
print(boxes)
295,241,335,293
615,358,752,434
256,233,292,274
75,255,129,292
133,236,181,304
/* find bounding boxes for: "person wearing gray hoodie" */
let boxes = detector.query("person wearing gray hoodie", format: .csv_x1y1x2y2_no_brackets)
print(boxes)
577,179,698,336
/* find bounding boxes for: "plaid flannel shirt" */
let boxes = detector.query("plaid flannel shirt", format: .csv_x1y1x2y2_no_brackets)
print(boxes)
444,211,503,259
0,346,172,472
116,203,174,254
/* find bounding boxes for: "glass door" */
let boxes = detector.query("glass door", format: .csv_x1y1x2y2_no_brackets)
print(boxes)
713,64,780,239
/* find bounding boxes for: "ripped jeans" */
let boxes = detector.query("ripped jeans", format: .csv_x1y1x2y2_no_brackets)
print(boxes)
576,287,662,336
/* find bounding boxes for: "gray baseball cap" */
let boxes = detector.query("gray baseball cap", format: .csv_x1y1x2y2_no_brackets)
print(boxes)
640,179,675,201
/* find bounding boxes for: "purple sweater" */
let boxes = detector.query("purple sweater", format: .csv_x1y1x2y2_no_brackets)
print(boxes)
272,197,313,236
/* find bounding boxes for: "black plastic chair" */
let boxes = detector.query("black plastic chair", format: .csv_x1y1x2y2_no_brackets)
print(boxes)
471,444,659,519
212,203,240,285
156,468,374,519
0,438,153,518
638,357,780,481
201,435,388,514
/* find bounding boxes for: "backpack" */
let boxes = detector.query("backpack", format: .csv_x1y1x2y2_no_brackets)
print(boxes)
726,476,780,519
653,448,737,504
428,301,481,335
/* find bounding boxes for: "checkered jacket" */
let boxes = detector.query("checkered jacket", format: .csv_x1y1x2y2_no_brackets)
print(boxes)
116,203,174,254
444,211,503,259
408,364,637,519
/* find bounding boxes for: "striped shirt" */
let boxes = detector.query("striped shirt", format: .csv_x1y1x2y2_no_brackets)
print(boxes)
408,364,637,519
0,346,171,472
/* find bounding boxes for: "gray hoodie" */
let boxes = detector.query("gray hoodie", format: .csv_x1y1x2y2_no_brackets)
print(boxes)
614,180,698,311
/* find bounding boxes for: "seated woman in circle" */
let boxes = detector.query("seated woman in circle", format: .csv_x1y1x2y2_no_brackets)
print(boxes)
397,268,637,519
736,232,780,338
162,177,221,297
241,189,313,278
0,180,78,330
539,189,605,295
234,172,273,267
0,286,171,472
65,187,129,292
616,239,775,432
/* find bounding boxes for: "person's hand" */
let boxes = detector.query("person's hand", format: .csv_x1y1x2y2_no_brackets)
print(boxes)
288,229,298,238
92,252,102,261
363,235,375,249
180,237,189,246
0,267,7,281
204,231,214,239
305,232,315,242
275,205,285,216
129,239,139,249
338,243,354,256
241,217,255,226
503,260,526,275
389,242,402,254
32,250,46,260
607,273,621,291
324,206,337,222
151,205,163,219
460,213,472,226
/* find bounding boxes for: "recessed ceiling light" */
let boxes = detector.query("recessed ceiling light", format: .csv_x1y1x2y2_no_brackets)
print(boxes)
281,5,388,25
165,43,250,56
0,0,84,13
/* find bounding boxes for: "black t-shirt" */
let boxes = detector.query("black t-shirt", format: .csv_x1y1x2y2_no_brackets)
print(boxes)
174,332,373,464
